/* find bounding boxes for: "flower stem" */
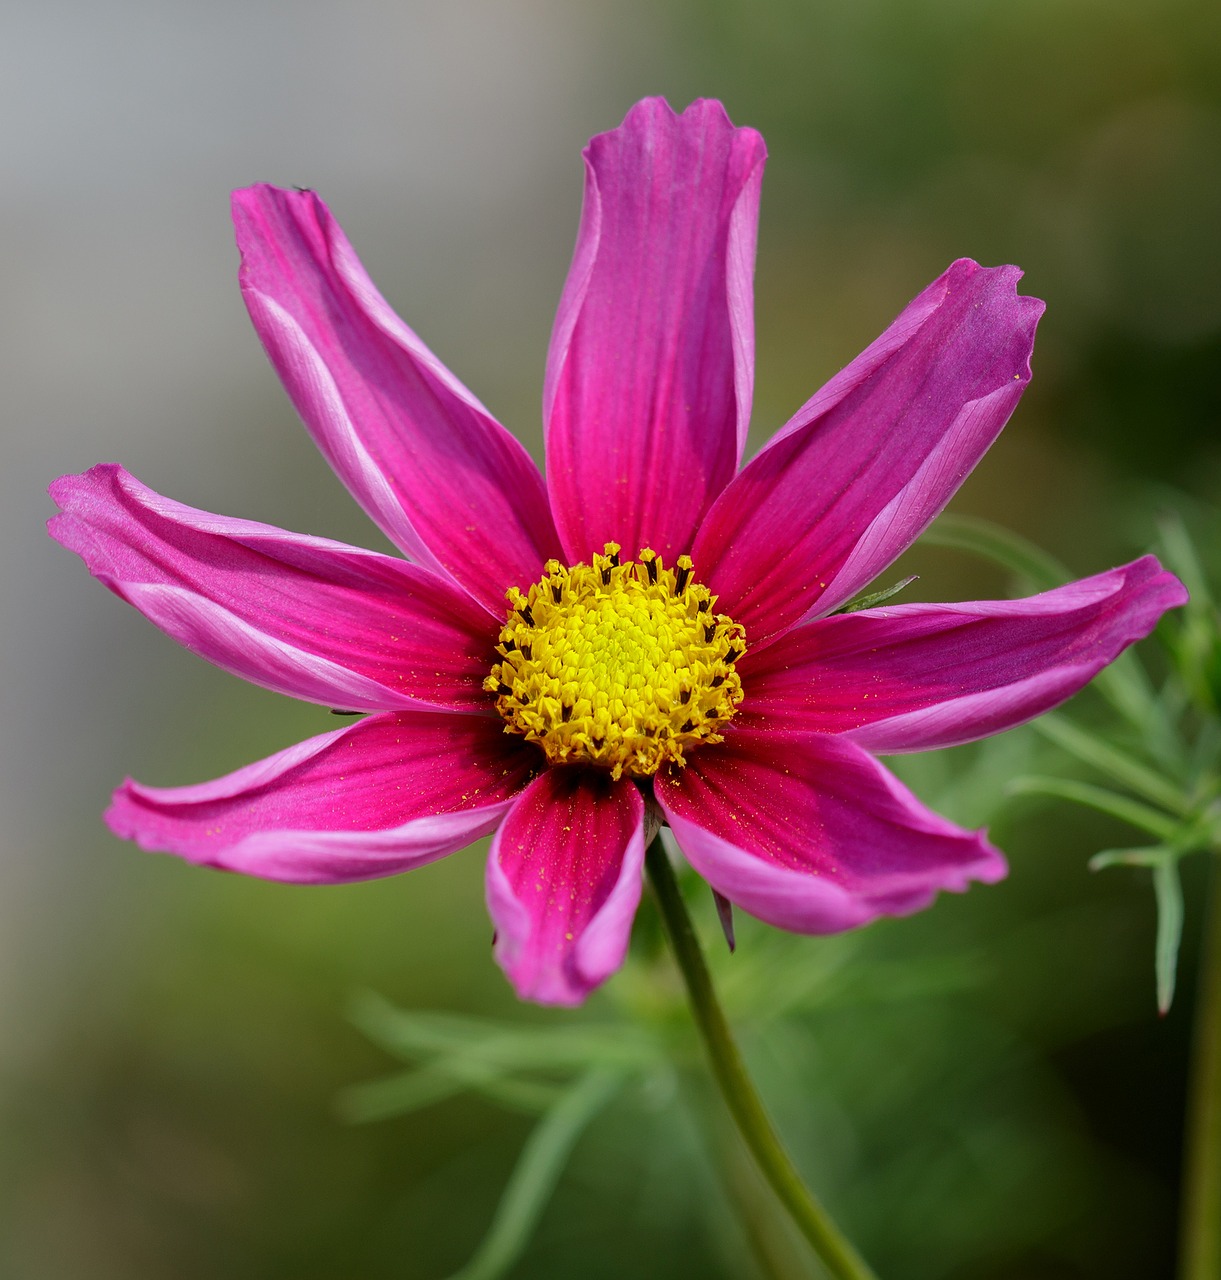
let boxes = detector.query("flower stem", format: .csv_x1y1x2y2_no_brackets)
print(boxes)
1180,853,1221,1280
645,836,878,1280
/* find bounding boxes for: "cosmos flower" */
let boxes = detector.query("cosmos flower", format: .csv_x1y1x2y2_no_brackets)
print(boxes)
49,99,1186,1005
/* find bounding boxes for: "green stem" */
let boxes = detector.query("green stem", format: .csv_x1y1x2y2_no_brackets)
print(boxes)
645,836,878,1280
1180,854,1221,1280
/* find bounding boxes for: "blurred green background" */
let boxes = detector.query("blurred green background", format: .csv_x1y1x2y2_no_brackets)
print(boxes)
5,0,1220,1275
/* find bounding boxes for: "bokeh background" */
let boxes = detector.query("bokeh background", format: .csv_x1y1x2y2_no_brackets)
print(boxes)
5,0,1220,1276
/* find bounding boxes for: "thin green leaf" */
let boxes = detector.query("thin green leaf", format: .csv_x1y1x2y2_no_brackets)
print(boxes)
920,514,1067,590
1008,776,1181,841
835,574,919,614
1159,514,1220,714
338,1060,562,1123
1159,512,1213,609
1089,844,1178,871
349,991,655,1071
1187,721,1221,795
1153,857,1185,1014
445,1069,624,1280
1033,714,1188,814
1089,650,1163,735
349,992,523,1053
1146,678,1193,769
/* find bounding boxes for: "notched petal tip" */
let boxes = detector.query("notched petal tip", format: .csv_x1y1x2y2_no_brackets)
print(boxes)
231,184,330,290
598,95,765,151
546,96,767,565
104,777,150,847
945,257,1046,380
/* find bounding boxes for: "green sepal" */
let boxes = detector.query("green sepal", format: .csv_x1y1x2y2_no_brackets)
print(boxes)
834,574,919,614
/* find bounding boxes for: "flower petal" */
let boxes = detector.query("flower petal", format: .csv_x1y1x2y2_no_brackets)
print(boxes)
107,711,538,882
486,768,645,1005
694,259,1044,645
233,185,562,612
739,556,1187,752
656,732,1004,934
49,465,497,713
544,98,766,564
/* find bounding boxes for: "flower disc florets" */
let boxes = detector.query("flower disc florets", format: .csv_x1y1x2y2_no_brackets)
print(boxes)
485,543,746,779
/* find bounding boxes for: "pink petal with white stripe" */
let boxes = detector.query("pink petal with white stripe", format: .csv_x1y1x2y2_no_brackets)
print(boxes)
656,732,1004,934
49,466,496,713
545,98,766,564
486,768,645,1006
107,711,539,883
694,259,1044,646
233,185,562,613
739,556,1187,752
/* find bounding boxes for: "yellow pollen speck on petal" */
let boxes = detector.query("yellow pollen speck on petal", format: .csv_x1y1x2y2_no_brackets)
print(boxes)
484,543,746,780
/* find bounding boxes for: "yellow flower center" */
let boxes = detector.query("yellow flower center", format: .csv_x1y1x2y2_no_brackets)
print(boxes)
485,543,746,780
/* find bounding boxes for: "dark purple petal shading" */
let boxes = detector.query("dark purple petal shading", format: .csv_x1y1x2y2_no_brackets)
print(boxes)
107,712,539,883
738,556,1187,752
544,98,766,565
656,731,1005,933
487,768,645,1005
693,260,1044,646
49,465,497,713
233,185,562,613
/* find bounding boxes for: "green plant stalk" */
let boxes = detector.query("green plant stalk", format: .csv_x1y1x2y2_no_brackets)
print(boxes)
1180,854,1221,1280
645,836,878,1280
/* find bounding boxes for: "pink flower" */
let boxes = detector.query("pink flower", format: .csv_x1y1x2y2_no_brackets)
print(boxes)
49,99,1186,1005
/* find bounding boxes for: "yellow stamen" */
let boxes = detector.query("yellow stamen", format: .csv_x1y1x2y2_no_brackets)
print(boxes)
485,543,746,780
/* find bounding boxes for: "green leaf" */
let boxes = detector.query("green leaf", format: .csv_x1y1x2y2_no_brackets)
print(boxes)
1087,846,1190,1013
1032,714,1188,814
1152,857,1185,1014
338,1058,562,1123
444,1069,624,1280
1008,776,1182,841
1089,650,1164,735
1159,513,1221,714
1088,845,1176,871
1159,511,1213,609
835,574,919,614
348,991,657,1071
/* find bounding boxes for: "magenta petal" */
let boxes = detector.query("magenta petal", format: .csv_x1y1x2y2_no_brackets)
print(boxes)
107,711,538,883
486,769,645,1006
232,185,562,612
739,556,1187,752
544,98,766,564
694,260,1045,645
656,733,1005,934
49,466,497,713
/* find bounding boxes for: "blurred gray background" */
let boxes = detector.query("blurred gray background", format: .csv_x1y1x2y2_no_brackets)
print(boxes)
5,0,1220,1276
